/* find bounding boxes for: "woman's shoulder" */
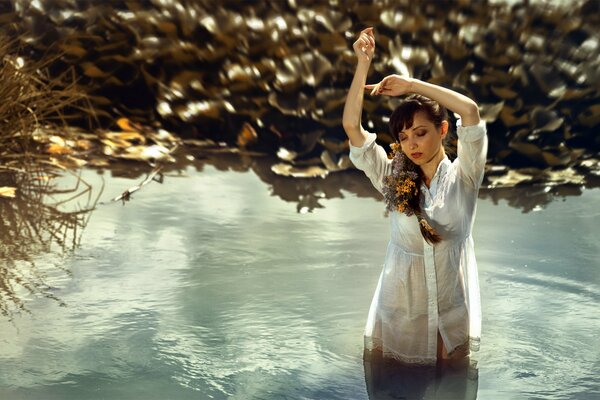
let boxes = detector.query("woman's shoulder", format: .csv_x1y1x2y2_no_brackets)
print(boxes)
455,119,487,142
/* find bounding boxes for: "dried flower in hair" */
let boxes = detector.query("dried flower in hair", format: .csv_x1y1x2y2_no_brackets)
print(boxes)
382,146,420,217
382,143,442,244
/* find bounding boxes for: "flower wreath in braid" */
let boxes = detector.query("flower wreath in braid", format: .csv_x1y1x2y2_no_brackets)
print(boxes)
382,143,442,244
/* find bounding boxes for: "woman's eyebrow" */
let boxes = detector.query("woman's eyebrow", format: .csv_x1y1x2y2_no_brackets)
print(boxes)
400,125,426,133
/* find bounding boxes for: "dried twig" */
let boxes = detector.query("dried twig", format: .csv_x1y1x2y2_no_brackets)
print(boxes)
112,166,163,203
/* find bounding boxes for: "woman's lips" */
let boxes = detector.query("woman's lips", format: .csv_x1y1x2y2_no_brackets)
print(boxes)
411,152,423,159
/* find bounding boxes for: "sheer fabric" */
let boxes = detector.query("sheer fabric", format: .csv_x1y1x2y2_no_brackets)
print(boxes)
350,120,487,365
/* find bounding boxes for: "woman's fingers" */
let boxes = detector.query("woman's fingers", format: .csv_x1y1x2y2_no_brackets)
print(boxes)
359,27,375,47
359,34,372,47
365,34,375,48
365,81,383,95
370,83,381,96
365,81,394,96
353,28,375,60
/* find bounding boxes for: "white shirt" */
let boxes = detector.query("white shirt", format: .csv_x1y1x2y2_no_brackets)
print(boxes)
349,119,488,364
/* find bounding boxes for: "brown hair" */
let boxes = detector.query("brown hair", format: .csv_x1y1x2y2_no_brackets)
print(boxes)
388,94,448,244
389,94,449,141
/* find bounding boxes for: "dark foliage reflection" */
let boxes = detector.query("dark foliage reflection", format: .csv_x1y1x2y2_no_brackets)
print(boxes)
182,149,600,214
0,167,98,319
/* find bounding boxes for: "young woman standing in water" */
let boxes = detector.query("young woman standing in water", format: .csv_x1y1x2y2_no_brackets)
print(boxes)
343,27,487,365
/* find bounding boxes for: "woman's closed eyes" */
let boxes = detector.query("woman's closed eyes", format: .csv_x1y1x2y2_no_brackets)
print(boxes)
399,130,427,141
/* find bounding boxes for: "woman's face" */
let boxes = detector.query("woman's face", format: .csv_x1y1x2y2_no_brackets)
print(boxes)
398,111,448,166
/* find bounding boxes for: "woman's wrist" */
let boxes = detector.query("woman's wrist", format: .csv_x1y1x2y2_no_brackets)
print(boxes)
356,59,371,69
406,77,419,94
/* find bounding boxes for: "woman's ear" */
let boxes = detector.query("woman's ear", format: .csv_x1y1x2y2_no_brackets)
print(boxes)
440,120,449,139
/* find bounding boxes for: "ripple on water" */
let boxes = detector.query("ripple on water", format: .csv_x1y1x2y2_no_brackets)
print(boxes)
2,169,599,400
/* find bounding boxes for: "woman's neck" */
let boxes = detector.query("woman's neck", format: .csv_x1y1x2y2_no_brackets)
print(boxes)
420,147,446,188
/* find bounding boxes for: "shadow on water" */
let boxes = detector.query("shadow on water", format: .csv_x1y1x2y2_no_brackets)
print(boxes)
77,142,600,215
185,149,600,214
363,351,478,400
0,168,99,319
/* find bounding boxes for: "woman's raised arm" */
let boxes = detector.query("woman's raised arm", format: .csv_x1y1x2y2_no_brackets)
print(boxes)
342,27,375,147
366,75,481,127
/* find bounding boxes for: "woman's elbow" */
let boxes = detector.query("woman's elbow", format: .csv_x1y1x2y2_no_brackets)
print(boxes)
342,120,360,135
461,102,481,126
342,123,367,147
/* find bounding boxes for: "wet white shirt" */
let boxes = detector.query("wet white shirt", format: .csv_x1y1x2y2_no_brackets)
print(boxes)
349,119,487,364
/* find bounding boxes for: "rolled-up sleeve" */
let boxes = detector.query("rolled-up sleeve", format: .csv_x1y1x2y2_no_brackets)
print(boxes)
456,119,488,189
349,132,392,194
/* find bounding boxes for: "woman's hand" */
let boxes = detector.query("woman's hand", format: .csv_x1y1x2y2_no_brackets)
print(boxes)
352,27,375,63
365,74,414,96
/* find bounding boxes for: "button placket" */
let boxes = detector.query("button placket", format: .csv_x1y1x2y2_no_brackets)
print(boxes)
423,240,439,358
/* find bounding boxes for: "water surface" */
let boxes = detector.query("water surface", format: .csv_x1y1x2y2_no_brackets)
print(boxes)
0,164,598,399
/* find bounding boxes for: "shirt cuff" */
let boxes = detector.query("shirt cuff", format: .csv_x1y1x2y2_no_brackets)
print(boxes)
456,119,487,143
349,132,378,157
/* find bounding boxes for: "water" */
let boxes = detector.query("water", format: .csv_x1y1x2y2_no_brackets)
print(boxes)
0,162,598,399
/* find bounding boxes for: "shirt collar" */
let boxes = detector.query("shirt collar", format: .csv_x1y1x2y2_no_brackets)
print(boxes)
422,156,451,198
434,157,451,181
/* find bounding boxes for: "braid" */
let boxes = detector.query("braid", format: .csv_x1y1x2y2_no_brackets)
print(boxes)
383,148,443,244
412,169,442,244
416,213,442,244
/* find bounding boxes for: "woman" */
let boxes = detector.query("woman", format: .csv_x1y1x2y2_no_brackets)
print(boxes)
343,27,487,365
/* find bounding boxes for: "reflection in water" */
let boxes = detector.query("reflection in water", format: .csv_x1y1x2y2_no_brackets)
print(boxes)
479,183,592,213
0,168,98,319
363,351,478,400
185,149,599,214
86,148,600,214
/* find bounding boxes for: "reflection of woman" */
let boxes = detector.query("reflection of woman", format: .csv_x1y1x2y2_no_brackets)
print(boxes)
363,350,478,400
343,27,487,365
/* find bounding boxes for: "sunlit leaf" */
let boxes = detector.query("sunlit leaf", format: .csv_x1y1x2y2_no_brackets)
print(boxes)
530,108,564,133
50,156,87,169
87,157,111,167
102,131,146,147
58,43,87,58
81,62,110,78
544,168,585,185
500,105,528,127
47,143,72,155
578,104,600,127
0,187,16,198
156,21,178,37
491,86,518,99
237,122,258,148
116,117,142,132
277,147,298,162
529,63,567,98
75,139,93,151
271,163,329,178
479,101,505,123
487,170,534,188
118,144,175,163
321,150,351,172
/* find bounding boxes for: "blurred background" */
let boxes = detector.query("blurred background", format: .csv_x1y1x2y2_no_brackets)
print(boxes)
1,0,598,186
0,1,599,399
